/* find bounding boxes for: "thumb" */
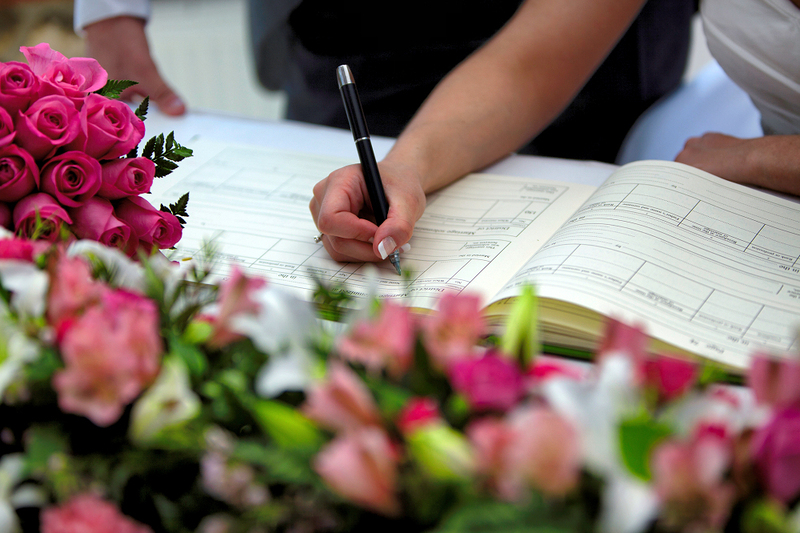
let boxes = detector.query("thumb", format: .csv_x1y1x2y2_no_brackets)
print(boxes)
373,210,416,261
147,81,186,116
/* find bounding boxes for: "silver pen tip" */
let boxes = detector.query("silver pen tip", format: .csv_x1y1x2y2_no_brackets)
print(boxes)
389,251,402,276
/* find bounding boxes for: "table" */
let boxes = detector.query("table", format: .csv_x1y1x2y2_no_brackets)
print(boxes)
142,108,617,188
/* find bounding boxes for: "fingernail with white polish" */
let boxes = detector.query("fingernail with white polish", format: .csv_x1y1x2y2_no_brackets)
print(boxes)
377,237,397,260
401,243,411,252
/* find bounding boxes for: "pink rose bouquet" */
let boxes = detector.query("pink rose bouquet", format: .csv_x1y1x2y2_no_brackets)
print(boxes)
0,43,190,257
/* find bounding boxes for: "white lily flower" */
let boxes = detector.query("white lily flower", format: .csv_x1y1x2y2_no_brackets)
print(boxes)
543,354,640,474
599,475,659,533
542,354,659,533
0,454,24,533
129,356,201,445
0,262,48,319
230,284,317,356
255,344,314,397
230,284,318,397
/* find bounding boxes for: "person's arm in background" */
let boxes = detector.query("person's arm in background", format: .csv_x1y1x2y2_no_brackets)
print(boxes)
310,0,646,263
676,133,800,197
74,0,186,115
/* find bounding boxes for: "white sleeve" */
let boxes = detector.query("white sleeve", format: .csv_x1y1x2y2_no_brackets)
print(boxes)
74,0,151,34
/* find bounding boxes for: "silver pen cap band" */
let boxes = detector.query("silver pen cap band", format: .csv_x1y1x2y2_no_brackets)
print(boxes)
336,64,354,87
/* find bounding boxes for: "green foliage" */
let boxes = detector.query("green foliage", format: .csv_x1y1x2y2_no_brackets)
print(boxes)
618,414,673,481
312,276,354,322
161,192,190,228
94,79,138,99
233,440,319,486
431,496,592,533
134,96,150,121
141,131,194,178
741,499,796,533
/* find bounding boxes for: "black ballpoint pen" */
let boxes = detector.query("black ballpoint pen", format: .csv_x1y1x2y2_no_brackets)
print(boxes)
336,64,402,276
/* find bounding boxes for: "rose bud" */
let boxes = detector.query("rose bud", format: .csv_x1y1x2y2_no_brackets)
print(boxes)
14,94,80,160
21,43,107,100
0,61,40,116
114,196,182,251
98,157,155,200
68,196,138,256
67,93,144,161
40,150,102,207
0,144,39,202
0,107,15,148
13,192,72,242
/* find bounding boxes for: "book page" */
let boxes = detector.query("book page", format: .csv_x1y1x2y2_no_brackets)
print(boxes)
492,160,800,369
148,139,597,310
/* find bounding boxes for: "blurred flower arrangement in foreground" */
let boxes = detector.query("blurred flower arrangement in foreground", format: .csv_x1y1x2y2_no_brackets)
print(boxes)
0,233,799,533
0,43,190,255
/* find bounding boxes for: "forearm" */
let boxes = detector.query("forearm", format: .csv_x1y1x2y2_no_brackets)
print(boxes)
676,133,800,197
738,135,800,196
384,0,645,194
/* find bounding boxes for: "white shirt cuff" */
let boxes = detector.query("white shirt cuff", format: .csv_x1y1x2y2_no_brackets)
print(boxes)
74,0,151,34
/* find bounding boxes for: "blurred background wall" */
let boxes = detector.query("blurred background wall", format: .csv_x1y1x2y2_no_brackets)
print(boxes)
0,0,710,123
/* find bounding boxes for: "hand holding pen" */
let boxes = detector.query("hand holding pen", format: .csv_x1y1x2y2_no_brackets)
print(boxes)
308,66,425,273
336,65,404,274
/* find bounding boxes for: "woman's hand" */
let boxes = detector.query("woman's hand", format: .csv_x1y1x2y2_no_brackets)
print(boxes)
676,133,800,197
309,160,426,263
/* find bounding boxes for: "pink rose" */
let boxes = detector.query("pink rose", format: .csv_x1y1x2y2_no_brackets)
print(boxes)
0,202,10,229
98,157,155,199
68,93,144,160
314,427,401,516
13,192,72,242
113,195,183,251
449,350,525,412
0,106,15,147
40,150,102,207
0,144,39,202
46,252,105,326
68,197,138,255
41,493,152,533
421,292,487,370
302,361,382,433
206,266,266,347
53,289,163,426
335,300,416,376
0,61,40,116
14,94,80,160
21,43,108,99
642,353,698,402
751,405,800,504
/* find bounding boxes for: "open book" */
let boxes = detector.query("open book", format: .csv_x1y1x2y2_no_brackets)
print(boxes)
148,139,800,371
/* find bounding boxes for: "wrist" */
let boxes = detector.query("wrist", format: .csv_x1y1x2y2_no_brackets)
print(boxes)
385,127,466,194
